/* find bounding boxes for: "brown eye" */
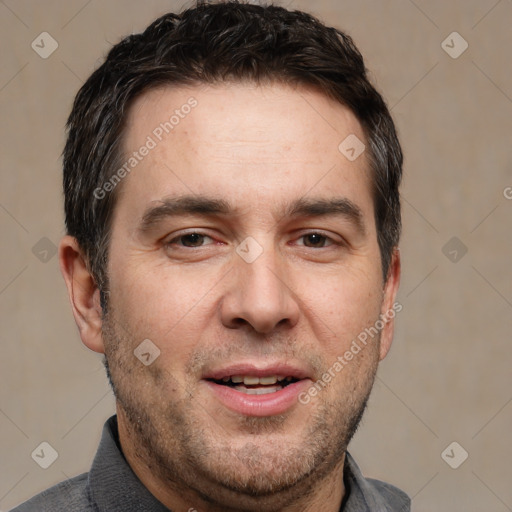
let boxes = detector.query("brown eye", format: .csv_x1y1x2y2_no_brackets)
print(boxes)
303,234,326,248
298,233,334,248
168,233,213,248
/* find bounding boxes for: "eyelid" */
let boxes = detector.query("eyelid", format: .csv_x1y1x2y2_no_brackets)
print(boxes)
164,229,344,249
294,234,334,247
292,230,345,247
165,230,216,247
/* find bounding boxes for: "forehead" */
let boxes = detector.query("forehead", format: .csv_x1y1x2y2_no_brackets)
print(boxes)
115,82,374,227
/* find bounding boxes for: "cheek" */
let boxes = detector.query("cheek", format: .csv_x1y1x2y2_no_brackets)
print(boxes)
108,262,217,360
301,267,383,348
112,260,195,318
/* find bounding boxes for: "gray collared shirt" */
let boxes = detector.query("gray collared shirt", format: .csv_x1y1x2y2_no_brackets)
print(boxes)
11,416,410,511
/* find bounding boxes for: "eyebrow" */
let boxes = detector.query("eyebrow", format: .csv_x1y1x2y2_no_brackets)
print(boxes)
285,197,365,234
139,196,232,233
138,195,366,235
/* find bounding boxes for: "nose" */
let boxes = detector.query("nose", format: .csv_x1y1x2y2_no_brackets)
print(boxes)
220,245,300,334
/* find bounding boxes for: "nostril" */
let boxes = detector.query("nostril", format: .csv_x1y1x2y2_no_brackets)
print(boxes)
229,318,248,328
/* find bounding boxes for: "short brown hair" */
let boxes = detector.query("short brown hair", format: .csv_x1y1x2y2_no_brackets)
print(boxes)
63,0,402,306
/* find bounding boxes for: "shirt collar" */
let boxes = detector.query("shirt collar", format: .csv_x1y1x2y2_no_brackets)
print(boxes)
341,451,410,511
87,416,170,511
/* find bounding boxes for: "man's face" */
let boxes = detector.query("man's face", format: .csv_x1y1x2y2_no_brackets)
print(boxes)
102,82,398,507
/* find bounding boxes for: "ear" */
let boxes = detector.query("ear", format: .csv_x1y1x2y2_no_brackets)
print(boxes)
378,247,401,361
59,235,105,353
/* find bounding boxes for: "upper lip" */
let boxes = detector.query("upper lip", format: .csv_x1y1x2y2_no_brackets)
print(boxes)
202,362,312,381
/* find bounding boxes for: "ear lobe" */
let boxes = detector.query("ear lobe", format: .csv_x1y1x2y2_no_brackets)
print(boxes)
59,235,105,354
378,248,401,361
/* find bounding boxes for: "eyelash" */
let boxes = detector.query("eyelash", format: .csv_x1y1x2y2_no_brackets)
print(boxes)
165,231,340,249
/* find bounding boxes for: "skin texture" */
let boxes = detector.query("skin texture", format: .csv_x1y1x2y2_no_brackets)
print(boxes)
59,82,400,512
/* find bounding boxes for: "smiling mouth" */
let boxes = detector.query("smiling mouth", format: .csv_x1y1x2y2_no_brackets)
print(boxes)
208,375,300,395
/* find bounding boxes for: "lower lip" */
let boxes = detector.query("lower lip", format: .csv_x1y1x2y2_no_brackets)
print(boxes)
203,380,311,417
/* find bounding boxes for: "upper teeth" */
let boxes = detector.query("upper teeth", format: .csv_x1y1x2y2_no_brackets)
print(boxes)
222,375,291,385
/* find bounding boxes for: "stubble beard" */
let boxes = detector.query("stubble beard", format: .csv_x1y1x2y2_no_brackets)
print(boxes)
101,307,379,511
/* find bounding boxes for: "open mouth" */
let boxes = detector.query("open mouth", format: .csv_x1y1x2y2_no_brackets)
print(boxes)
207,375,300,395
203,367,311,416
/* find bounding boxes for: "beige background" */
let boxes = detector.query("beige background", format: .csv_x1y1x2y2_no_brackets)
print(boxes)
1,0,511,511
